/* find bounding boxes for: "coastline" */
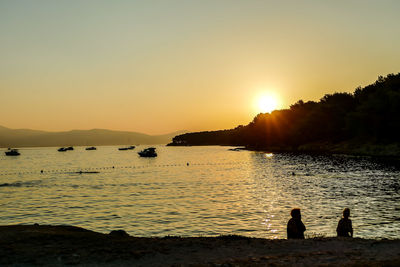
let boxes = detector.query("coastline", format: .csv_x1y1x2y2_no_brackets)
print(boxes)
246,142,400,160
1,225,400,266
169,141,400,159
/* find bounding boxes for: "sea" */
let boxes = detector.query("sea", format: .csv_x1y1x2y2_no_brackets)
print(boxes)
1,145,399,239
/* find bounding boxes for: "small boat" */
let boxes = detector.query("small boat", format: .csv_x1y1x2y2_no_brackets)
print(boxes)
138,147,157,157
58,147,67,152
85,147,97,150
119,145,135,151
5,149,20,156
228,147,244,151
66,146,74,151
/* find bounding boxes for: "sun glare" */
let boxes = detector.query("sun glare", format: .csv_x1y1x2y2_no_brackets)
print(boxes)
257,93,279,113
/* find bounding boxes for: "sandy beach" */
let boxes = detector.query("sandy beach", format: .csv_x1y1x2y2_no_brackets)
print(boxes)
1,225,399,266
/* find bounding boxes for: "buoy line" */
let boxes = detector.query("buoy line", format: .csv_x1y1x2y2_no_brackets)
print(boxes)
0,161,248,176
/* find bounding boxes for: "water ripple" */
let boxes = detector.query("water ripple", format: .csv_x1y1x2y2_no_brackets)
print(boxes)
1,146,399,239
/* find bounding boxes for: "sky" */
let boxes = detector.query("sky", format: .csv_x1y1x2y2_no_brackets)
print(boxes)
1,0,399,134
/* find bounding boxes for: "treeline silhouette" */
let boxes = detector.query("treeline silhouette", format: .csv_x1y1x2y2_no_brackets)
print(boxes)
169,73,400,154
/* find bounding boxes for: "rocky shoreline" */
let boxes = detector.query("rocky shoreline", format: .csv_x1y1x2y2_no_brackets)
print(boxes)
1,225,400,266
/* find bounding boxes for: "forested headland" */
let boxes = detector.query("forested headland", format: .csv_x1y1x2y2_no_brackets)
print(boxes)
168,73,400,157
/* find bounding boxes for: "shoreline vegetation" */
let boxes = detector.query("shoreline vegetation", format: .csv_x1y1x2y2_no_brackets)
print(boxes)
1,225,399,266
168,73,400,158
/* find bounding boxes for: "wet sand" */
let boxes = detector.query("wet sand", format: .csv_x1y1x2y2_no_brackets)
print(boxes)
1,225,399,266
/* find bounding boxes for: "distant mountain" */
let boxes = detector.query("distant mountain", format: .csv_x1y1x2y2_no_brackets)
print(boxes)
0,126,187,148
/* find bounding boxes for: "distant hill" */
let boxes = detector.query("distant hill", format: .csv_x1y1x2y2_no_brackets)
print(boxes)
0,126,186,148
169,73,400,157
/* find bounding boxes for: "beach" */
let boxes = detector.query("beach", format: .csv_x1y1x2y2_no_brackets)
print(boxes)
1,225,399,266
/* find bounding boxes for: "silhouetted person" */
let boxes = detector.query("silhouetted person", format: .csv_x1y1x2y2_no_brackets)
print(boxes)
336,208,353,237
287,208,306,239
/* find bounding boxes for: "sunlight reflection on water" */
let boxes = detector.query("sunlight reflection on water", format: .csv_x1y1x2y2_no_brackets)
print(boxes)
1,146,399,239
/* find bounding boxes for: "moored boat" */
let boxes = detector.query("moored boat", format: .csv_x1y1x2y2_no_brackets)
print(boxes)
85,147,97,150
138,147,157,157
5,149,20,156
58,147,67,152
228,147,244,151
119,145,135,150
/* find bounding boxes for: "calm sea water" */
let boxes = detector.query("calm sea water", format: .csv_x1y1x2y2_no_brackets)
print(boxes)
1,145,399,239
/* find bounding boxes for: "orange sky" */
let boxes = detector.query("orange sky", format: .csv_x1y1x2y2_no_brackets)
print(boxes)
1,1,399,134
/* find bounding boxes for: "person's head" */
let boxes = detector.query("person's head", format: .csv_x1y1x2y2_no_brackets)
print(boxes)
343,208,350,218
291,208,301,219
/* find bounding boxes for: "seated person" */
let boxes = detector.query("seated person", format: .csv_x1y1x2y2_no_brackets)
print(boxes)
287,208,306,239
336,208,353,237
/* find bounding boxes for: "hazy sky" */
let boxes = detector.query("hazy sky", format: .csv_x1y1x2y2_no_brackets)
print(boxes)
1,0,399,134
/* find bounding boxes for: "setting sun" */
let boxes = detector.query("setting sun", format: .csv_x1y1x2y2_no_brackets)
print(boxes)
257,93,280,113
